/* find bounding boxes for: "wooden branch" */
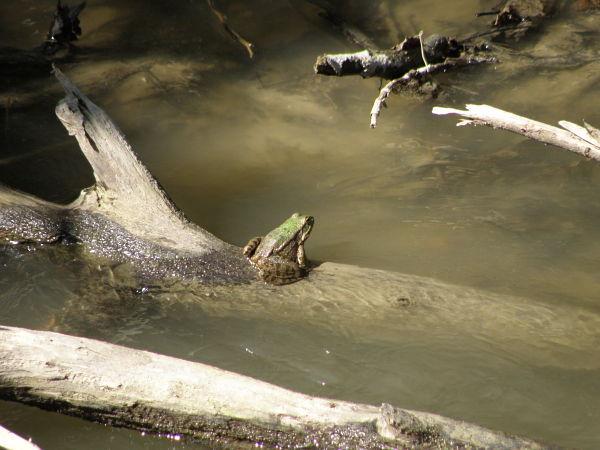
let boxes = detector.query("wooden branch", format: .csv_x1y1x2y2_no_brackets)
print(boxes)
41,67,255,284
207,0,254,58
314,35,468,80
369,58,472,128
0,425,41,450
0,325,547,449
432,104,600,161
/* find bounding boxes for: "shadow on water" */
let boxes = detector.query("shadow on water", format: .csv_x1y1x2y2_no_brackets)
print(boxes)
3,0,600,448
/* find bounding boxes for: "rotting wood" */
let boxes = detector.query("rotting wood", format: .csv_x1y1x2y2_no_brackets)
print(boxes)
369,54,491,128
0,325,548,449
432,104,600,162
314,34,472,80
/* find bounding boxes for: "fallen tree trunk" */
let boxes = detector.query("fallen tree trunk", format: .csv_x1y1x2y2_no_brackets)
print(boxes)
2,68,600,446
0,67,255,284
0,325,547,449
1,69,600,370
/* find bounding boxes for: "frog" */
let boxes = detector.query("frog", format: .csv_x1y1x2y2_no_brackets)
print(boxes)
243,213,314,285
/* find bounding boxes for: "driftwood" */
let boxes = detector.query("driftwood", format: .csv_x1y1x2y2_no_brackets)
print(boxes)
316,0,584,127
0,325,547,449
2,66,255,284
2,69,600,446
0,425,41,450
1,71,600,365
432,104,600,162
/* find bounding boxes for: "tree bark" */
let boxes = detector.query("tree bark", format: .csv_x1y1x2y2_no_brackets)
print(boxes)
0,325,547,449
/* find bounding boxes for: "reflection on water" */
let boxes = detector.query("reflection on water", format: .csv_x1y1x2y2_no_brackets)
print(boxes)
2,0,600,448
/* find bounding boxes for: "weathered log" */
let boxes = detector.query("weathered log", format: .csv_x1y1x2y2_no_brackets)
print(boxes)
4,66,256,284
2,70,600,373
2,69,600,447
0,325,547,449
432,104,600,162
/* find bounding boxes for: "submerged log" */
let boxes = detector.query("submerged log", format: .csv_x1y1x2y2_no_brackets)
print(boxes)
1,69,600,370
0,325,547,449
1,69,599,446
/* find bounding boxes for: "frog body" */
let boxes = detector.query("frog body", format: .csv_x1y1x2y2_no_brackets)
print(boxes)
243,213,313,285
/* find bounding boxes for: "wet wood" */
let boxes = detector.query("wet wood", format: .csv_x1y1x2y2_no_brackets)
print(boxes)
0,325,547,449
0,69,597,447
432,104,600,162
314,34,472,80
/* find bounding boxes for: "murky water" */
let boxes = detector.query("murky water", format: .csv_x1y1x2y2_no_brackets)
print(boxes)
2,0,600,448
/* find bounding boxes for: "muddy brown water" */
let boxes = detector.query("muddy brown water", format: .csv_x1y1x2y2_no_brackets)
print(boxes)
2,0,600,448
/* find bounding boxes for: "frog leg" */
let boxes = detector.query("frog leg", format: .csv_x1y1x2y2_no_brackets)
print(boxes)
258,257,304,285
243,237,262,258
296,243,307,268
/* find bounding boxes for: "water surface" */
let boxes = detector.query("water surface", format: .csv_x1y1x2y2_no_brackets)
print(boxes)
2,0,600,448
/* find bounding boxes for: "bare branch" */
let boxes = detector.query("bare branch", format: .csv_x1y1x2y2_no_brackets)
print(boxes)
370,56,492,128
432,104,600,161
207,0,254,58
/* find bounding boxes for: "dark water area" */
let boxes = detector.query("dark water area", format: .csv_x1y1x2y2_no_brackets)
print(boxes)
2,0,600,448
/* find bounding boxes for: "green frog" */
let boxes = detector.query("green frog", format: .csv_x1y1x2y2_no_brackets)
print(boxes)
243,213,314,285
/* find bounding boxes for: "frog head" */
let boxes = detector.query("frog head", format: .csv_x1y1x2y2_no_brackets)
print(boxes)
267,212,313,258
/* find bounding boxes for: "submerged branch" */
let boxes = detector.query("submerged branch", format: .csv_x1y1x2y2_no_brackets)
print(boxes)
432,104,600,161
207,0,254,58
